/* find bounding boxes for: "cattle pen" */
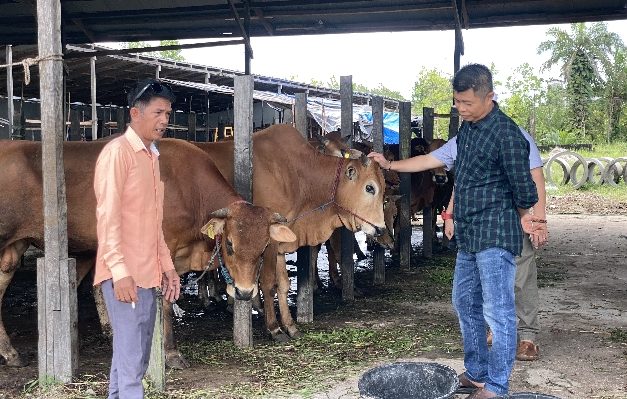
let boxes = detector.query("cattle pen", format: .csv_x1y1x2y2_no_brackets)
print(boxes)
0,0,626,397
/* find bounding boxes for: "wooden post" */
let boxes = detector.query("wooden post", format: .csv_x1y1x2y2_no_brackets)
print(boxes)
6,45,14,140
233,74,254,347
90,54,98,141
36,0,78,384
146,293,165,391
294,92,315,323
340,76,355,301
69,108,81,141
116,107,126,134
448,107,459,139
422,107,434,258
371,96,385,285
398,102,412,270
188,111,197,142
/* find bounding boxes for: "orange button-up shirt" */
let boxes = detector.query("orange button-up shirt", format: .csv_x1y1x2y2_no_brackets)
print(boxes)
93,127,175,288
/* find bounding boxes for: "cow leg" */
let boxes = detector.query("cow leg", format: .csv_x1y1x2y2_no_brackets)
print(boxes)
275,254,300,339
163,298,190,369
0,240,30,367
197,270,224,311
0,269,24,367
260,245,288,341
327,234,343,290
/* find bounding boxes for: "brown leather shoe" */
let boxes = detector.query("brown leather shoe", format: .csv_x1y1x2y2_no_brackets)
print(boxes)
458,372,485,389
466,387,498,398
516,340,540,361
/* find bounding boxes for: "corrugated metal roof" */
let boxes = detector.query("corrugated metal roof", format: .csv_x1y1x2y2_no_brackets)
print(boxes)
0,44,394,114
0,1,625,46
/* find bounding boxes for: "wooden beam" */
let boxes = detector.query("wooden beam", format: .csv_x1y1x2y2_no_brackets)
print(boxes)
398,102,412,270
422,107,434,259
233,74,254,348
339,75,355,302
36,0,77,384
294,92,316,323
371,96,386,285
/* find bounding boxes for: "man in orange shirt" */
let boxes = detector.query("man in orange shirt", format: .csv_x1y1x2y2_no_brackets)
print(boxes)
94,79,180,399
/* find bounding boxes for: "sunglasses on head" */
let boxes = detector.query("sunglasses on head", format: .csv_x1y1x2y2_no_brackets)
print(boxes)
130,81,172,106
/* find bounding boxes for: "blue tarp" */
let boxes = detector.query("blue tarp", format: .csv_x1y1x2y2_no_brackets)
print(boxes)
358,111,400,144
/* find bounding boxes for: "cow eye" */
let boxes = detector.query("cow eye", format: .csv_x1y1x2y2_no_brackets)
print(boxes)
226,239,234,256
365,184,375,195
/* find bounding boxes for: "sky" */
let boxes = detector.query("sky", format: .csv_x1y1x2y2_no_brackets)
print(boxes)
181,20,627,99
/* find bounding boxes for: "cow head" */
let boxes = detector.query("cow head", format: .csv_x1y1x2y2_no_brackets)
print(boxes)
428,139,449,186
313,132,363,159
374,190,402,249
335,155,386,237
201,201,296,301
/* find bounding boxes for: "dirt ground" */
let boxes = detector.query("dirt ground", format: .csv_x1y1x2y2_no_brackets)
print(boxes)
0,192,626,399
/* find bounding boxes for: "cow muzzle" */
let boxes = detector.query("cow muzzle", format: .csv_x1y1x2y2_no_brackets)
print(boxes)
227,284,258,301
433,174,448,185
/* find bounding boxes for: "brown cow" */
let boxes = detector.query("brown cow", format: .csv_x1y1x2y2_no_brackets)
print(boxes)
193,124,386,341
0,139,295,368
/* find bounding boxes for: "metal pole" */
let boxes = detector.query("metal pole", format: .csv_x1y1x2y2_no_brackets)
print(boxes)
6,45,14,139
90,54,98,141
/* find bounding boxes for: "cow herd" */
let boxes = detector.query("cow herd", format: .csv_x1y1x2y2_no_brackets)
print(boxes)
0,124,452,370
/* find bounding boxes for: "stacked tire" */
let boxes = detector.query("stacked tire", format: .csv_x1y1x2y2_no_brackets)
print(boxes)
543,151,627,188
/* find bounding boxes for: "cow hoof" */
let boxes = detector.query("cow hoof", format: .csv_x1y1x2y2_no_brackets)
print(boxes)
271,332,291,343
3,353,27,367
165,353,190,370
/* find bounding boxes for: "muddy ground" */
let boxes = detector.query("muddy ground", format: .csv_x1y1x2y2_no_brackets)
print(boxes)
0,192,626,399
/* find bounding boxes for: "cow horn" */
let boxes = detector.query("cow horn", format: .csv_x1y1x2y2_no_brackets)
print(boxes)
210,207,230,218
360,154,371,167
271,212,288,223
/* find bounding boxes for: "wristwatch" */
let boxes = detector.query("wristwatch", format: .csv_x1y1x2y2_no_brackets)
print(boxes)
440,210,453,220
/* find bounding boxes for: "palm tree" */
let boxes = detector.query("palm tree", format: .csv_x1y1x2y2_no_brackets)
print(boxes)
538,22,623,139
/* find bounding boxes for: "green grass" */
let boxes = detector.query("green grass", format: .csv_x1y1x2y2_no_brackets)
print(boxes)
541,141,627,199
540,141,627,159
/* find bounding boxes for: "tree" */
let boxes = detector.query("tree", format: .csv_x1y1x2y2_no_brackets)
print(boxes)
604,46,627,142
501,63,544,136
537,22,623,140
124,40,184,61
411,67,452,138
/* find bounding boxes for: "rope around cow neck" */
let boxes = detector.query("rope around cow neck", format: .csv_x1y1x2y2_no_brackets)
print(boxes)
287,158,380,231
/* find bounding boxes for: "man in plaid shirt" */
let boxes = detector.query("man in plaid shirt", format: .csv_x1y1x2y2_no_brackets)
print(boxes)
449,64,541,398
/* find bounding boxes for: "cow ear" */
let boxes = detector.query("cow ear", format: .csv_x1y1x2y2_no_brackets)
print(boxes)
201,218,225,239
269,224,297,243
345,165,357,180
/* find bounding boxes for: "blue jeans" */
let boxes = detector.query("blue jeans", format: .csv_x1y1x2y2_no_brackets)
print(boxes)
452,248,517,395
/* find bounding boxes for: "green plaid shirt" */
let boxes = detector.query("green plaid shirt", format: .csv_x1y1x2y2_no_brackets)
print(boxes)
454,103,538,256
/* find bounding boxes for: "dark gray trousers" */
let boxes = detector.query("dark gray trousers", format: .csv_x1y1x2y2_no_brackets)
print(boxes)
515,235,540,341
101,279,156,399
